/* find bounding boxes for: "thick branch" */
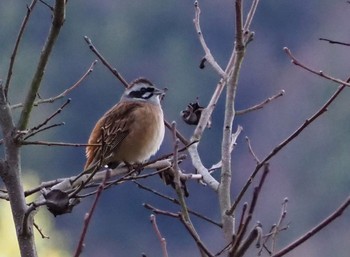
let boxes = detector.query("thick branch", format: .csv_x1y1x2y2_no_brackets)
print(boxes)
218,0,246,242
17,0,66,131
0,84,37,256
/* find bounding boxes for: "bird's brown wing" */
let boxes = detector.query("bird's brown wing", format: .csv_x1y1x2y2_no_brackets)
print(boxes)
84,102,142,170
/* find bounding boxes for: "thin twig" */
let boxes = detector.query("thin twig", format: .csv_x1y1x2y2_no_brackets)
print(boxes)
21,141,99,147
284,47,350,87
33,222,49,239
193,1,226,78
83,36,129,88
23,122,65,140
135,181,222,227
231,79,348,214
180,215,214,257
190,0,237,191
38,0,54,11
269,198,289,253
319,38,350,47
229,164,270,256
74,170,110,257
11,60,97,109
164,119,189,146
22,199,47,235
272,196,350,257
22,98,71,140
143,203,180,218
17,0,66,131
236,89,285,115
4,0,38,98
150,214,169,257
171,122,190,221
227,162,269,216
171,123,208,257
243,0,260,32
245,136,260,164
237,202,248,237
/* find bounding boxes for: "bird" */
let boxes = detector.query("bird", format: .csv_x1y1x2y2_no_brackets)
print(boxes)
84,77,165,171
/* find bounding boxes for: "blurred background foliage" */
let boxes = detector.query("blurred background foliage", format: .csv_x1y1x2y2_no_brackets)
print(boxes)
0,0,350,256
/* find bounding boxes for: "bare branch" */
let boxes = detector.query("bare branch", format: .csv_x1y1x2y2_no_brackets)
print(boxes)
33,222,49,239
171,122,190,219
0,81,37,256
150,214,169,257
4,0,38,98
84,36,129,88
74,170,110,257
236,89,285,115
232,79,348,213
229,164,269,256
270,198,289,253
143,203,180,218
243,0,260,32
180,215,214,257
22,98,71,140
135,182,222,227
164,119,189,146
193,1,226,78
235,225,262,257
11,60,97,109
245,136,260,164
21,141,99,147
17,0,66,131
218,0,247,241
272,196,350,257
319,37,350,46
22,122,65,140
235,0,244,49
284,47,350,87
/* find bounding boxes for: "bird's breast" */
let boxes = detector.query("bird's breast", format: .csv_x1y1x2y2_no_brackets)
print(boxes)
113,103,164,163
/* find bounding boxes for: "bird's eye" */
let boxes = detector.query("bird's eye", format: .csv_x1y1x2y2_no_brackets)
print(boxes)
141,87,153,93
128,87,154,99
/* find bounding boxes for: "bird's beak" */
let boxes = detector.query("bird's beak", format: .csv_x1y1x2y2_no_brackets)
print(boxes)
154,87,167,99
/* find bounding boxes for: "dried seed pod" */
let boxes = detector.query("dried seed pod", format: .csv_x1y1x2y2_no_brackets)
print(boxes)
181,99,204,125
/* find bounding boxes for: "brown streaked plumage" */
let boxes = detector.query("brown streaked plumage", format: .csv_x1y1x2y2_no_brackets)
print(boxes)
84,78,165,170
